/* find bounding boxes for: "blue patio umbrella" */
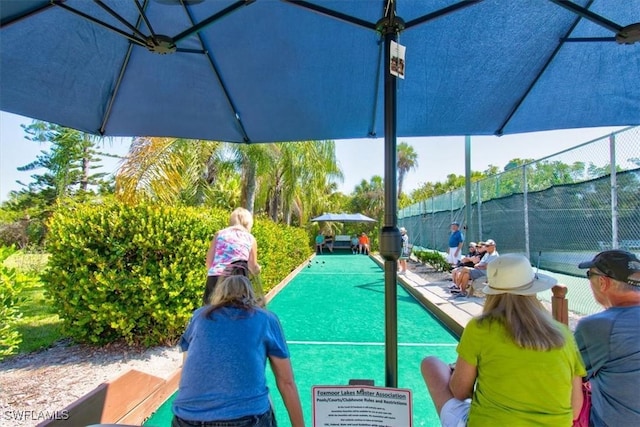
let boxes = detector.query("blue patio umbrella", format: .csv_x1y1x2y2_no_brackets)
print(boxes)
1,0,639,387
311,213,376,223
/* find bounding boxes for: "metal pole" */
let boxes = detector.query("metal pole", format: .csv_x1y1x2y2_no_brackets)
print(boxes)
610,134,618,249
523,165,530,259
465,135,472,241
432,198,435,249
376,6,404,389
477,181,483,241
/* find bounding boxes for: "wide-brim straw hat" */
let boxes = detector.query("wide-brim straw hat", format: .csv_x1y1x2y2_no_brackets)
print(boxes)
483,254,557,296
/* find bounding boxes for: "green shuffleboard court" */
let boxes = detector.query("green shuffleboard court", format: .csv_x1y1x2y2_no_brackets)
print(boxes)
144,254,459,426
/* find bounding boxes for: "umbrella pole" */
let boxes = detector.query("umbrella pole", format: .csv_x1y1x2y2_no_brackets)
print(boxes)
377,7,404,389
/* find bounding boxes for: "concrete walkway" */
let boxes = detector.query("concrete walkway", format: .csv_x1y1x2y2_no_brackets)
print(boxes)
372,256,483,337
372,255,585,336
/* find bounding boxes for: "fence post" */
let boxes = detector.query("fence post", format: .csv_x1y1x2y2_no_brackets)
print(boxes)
477,181,483,241
465,135,472,241
551,285,568,325
523,165,530,260
610,133,618,249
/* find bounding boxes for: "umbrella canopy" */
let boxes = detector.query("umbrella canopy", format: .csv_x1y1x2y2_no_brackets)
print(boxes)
2,0,639,388
1,1,638,141
311,213,376,223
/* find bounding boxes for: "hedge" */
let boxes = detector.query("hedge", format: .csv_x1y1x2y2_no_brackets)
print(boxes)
44,202,310,346
0,247,28,359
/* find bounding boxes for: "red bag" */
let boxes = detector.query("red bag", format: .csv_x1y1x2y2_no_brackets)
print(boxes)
573,381,591,427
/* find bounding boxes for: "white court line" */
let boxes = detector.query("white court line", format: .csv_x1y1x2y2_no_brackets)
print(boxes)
287,341,457,347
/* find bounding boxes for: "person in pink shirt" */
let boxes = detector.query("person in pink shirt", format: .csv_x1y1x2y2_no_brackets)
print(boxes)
204,208,261,305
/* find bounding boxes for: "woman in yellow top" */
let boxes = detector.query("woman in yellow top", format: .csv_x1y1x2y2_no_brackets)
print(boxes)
421,254,586,426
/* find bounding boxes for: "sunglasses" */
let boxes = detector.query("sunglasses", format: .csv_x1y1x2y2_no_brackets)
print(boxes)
586,271,607,279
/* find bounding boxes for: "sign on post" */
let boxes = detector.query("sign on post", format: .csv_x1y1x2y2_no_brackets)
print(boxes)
312,385,412,427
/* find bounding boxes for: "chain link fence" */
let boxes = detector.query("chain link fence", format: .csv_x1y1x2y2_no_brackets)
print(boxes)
399,126,640,315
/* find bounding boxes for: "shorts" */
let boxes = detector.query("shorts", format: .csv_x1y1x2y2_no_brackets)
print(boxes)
447,248,461,264
440,397,470,427
469,268,486,280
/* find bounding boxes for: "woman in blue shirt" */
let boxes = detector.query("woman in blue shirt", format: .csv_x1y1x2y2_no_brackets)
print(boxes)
172,275,304,427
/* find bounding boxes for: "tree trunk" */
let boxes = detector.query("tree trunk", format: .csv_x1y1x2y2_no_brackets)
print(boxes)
81,144,90,192
241,159,257,213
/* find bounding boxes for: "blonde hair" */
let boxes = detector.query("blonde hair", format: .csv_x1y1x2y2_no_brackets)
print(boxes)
229,207,254,231
204,275,258,318
478,294,565,351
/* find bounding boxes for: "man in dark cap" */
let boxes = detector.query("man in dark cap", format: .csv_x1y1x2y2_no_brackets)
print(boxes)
575,250,640,427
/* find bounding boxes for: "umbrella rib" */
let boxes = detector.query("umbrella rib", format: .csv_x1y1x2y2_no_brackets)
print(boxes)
404,0,483,30
283,0,377,31
52,2,148,48
176,48,208,54
548,0,622,33
99,2,153,135
172,0,252,44
562,37,617,43
133,0,159,44
495,0,593,136
100,41,135,135
94,0,150,42
180,1,252,143
368,37,384,138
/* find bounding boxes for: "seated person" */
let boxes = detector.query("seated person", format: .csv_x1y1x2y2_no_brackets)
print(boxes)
450,242,482,290
350,235,359,254
457,242,479,268
358,232,370,255
575,250,640,426
422,254,585,426
324,234,334,253
315,232,325,254
453,239,499,297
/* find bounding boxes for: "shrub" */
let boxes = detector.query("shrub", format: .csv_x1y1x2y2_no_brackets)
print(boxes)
0,247,28,359
252,218,310,291
414,248,451,272
43,202,310,346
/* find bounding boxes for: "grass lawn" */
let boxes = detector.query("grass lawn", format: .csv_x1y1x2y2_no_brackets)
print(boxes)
15,279,64,353
4,252,64,355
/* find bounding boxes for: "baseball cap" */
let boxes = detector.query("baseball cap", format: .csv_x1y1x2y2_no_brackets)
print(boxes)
578,250,640,286
451,221,460,226
485,239,496,246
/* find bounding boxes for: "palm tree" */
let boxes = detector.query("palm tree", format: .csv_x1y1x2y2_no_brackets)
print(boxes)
397,142,418,197
222,143,274,213
115,137,343,223
261,140,343,224
115,137,223,205
350,176,384,221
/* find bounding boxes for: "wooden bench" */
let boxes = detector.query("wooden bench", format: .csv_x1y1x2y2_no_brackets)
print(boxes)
331,235,353,250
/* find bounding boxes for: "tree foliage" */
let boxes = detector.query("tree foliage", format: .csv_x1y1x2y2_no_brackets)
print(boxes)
1,122,114,247
397,142,418,197
17,122,111,201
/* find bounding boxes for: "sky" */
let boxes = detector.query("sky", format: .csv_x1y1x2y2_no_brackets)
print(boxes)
0,110,625,203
